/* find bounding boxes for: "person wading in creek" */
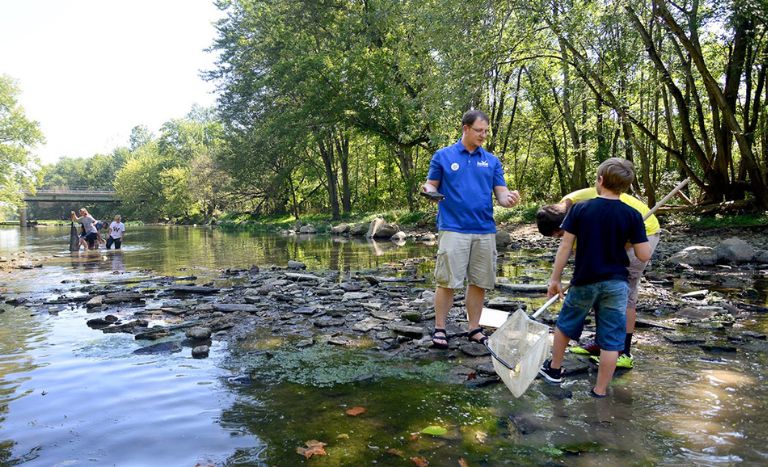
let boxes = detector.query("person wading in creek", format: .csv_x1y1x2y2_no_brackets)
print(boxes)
536,177,662,369
422,109,521,349
71,208,98,250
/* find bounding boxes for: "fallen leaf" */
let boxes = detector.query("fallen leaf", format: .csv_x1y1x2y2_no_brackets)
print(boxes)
410,456,429,466
474,431,487,444
420,425,448,436
296,440,327,459
466,371,477,381
336,433,350,440
345,406,367,416
409,432,421,441
458,458,469,467
385,448,405,458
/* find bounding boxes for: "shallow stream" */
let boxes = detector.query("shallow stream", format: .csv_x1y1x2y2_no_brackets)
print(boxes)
1,225,767,466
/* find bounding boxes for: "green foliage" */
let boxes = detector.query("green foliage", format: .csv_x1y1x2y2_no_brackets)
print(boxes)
674,212,768,230
0,75,44,208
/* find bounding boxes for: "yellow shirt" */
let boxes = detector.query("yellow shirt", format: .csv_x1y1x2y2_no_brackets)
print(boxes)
563,188,660,236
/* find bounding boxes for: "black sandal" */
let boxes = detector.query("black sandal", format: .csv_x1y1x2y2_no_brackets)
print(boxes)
431,328,449,349
467,327,488,345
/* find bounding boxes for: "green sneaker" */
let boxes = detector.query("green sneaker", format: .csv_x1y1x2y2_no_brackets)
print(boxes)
616,354,634,369
590,354,634,369
569,341,600,356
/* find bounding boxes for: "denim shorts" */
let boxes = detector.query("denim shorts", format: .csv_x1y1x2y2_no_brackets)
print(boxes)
555,280,629,351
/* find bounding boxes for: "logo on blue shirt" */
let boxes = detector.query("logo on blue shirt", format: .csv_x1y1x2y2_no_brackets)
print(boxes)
476,160,489,167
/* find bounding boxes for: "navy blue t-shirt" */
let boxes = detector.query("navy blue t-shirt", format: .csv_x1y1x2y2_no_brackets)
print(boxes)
426,141,506,234
561,197,648,286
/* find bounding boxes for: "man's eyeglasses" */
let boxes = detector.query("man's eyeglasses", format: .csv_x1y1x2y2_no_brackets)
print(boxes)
470,127,489,135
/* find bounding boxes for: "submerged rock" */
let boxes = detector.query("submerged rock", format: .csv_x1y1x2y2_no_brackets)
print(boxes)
192,345,210,358
186,326,212,340
133,341,182,355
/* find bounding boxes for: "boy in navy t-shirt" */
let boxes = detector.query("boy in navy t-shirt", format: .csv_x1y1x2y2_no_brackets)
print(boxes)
539,158,651,397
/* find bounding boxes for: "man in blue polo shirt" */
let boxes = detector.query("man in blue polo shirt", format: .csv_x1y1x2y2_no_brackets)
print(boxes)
423,109,520,349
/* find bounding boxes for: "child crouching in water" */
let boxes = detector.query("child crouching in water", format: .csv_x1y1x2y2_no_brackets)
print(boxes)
539,158,651,397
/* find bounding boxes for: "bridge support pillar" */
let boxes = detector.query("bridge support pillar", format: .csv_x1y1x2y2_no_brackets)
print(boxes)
18,204,27,227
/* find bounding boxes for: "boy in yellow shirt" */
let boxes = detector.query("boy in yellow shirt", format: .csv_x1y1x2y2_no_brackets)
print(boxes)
536,186,661,369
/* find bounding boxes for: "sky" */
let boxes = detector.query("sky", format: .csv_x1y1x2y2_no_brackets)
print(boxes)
0,0,223,164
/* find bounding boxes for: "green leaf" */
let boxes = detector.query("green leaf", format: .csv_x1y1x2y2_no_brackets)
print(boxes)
420,425,448,436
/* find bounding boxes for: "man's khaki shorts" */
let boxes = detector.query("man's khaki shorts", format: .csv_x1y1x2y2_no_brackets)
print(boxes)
627,233,660,309
434,231,497,290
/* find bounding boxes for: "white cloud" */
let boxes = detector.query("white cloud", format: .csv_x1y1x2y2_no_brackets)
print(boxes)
0,0,223,164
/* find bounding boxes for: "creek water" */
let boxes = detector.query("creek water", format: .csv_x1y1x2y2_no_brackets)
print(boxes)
1,225,767,466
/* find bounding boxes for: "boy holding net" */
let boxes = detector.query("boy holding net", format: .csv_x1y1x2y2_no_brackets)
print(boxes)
538,158,650,397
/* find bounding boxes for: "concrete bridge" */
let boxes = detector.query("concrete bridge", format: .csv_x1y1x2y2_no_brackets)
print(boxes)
19,189,120,225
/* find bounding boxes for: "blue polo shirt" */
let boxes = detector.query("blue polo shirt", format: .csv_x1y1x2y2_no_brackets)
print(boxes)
426,140,506,234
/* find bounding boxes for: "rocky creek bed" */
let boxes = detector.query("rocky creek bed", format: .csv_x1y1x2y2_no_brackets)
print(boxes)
2,224,767,388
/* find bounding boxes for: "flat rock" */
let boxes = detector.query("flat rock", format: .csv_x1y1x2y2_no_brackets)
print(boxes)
699,343,738,353
135,329,172,340
168,285,220,295
387,323,424,338
677,307,718,320
314,317,346,328
212,303,259,313
285,272,322,282
486,297,526,311
714,237,756,263
353,317,383,332
372,310,397,321
340,282,363,292
342,292,372,301
294,306,318,315
460,342,490,357
133,341,182,355
104,292,145,304
667,246,718,266
664,333,706,344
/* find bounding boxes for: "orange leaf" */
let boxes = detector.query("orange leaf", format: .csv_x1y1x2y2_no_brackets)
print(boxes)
410,456,429,466
409,432,421,441
385,448,405,458
296,440,327,459
345,406,367,416
458,458,469,467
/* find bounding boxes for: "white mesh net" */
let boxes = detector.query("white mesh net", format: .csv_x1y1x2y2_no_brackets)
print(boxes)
487,309,551,397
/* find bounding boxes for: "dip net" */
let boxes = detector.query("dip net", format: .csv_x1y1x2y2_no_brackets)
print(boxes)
487,309,550,397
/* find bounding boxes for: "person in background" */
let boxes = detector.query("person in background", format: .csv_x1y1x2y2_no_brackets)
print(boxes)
423,109,521,349
539,158,650,397
71,208,98,250
107,215,126,250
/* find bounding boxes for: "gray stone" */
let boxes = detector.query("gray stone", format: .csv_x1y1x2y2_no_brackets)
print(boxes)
86,317,113,328
495,230,512,248
135,329,171,340
755,250,768,264
486,297,525,311
294,306,318,315
390,231,407,241
349,223,367,236
342,292,372,301
353,317,384,332
667,246,718,266
287,260,306,270
664,333,706,344
400,311,422,322
417,232,436,242
314,317,346,328
191,345,210,358
213,303,260,313
372,310,398,321
340,282,363,292
185,326,212,340
133,341,182,355
85,295,104,308
681,290,708,299
677,307,718,320
103,292,145,304
460,342,491,357
331,223,350,234
168,285,220,295
388,323,425,338
285,272,322,282
714,237,756,263
299,224,317,234
366,218,400,239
